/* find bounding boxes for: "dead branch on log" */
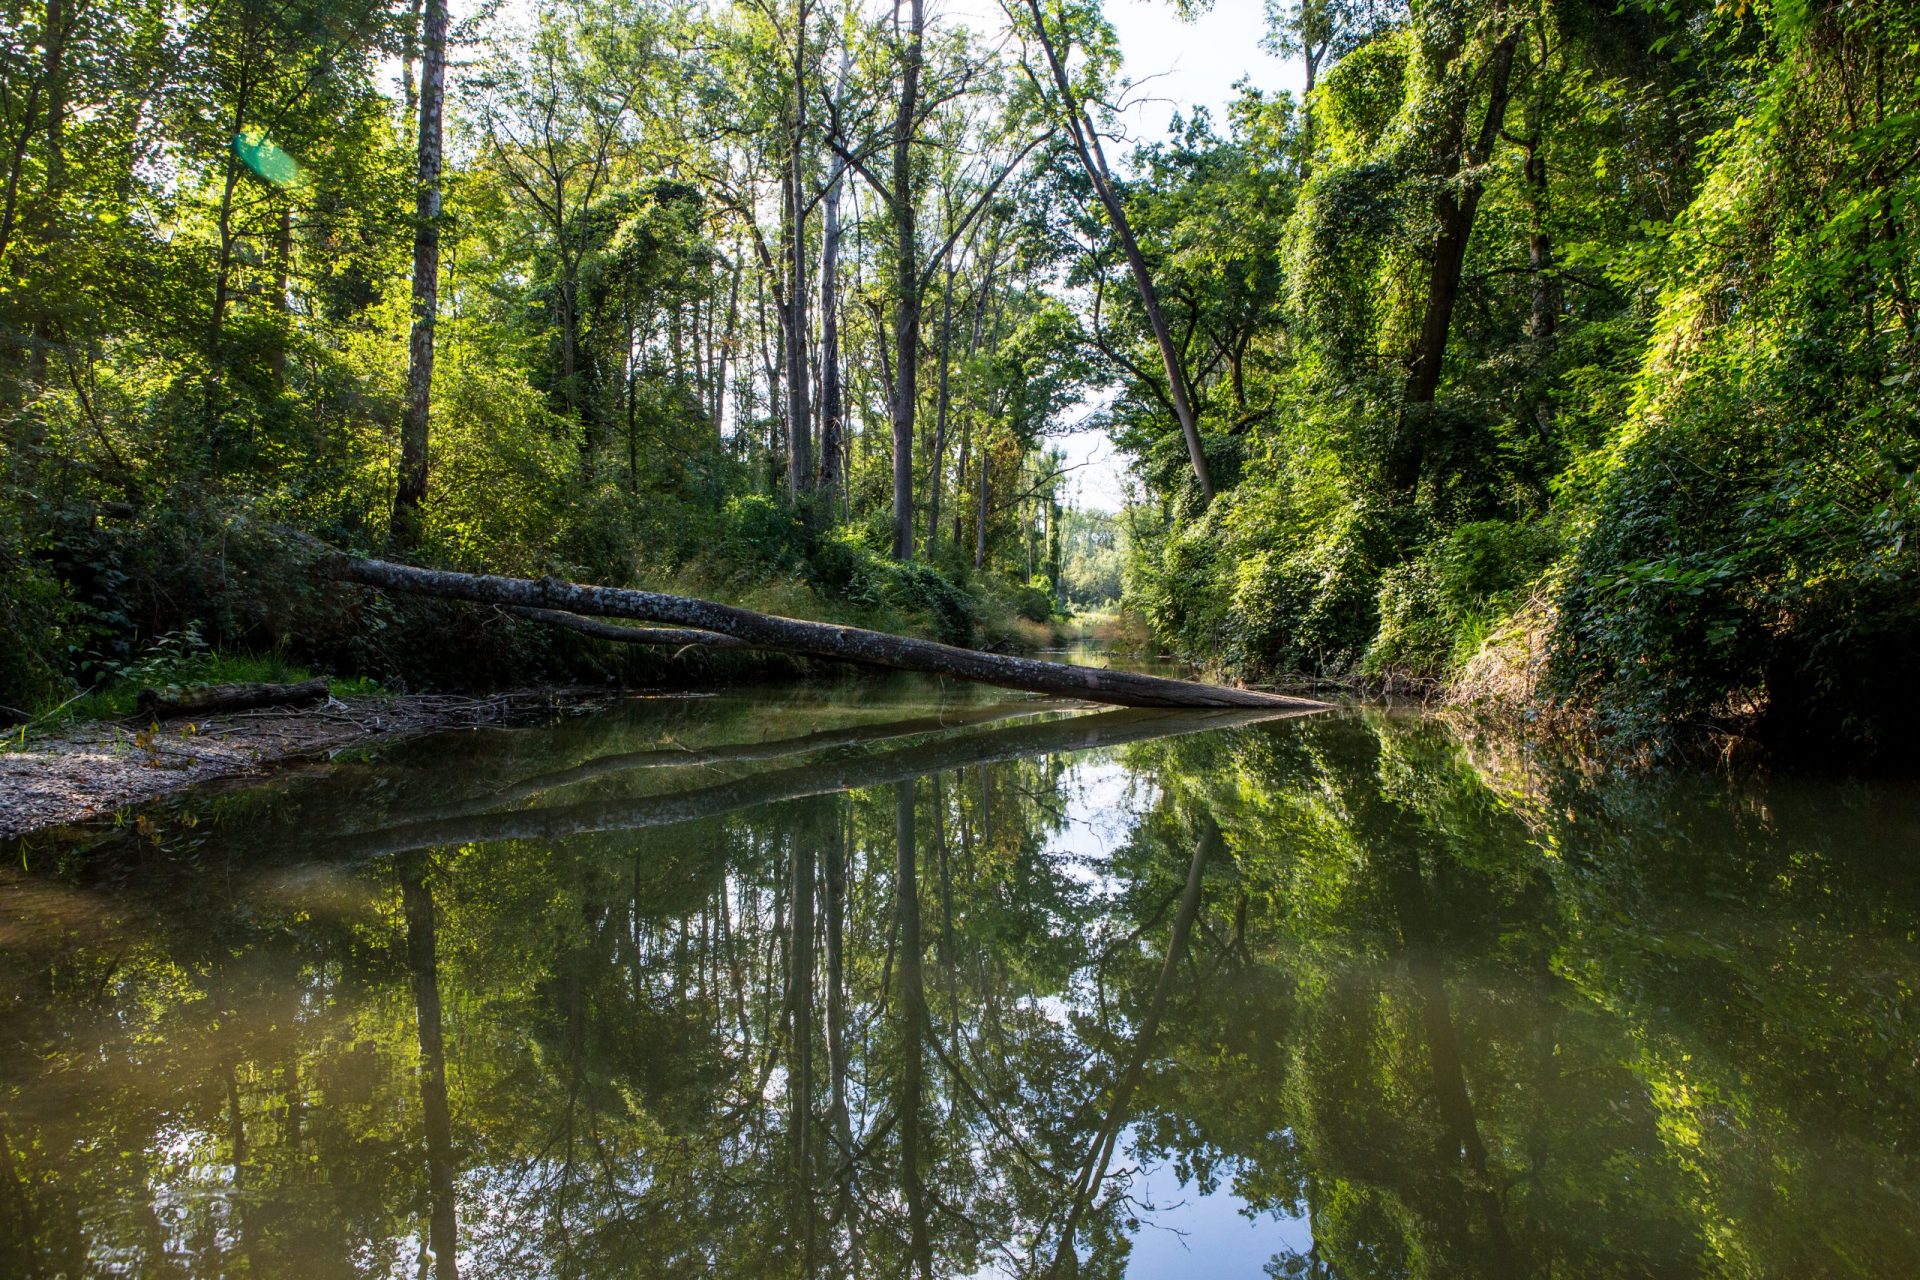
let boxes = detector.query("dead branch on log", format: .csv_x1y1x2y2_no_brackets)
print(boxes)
137,678,330,721
328,554,1323,711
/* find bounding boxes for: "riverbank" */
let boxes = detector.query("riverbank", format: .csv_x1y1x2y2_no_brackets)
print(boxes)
0,687,611,840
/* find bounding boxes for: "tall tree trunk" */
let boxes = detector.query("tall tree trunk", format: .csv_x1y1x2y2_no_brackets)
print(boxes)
204,94,246,474
817,54,851,505
2,71,42,419
1046,493,1062,599
953,273,999,556
269,205,291,389
626,306,640,493
764,268,786,485
784,59,814,499
401,0,423,121
1521,132,1557,343
207,72,250,371
889,0,926,559
1024,473,1035,579
1298,44,1320,181
392,0,448,544
28,0,66,391
560,271,582,422
817,173,846,504
952,416,970,554
0,83,42,296
1023,0,1212,504
924,249,955,559
974,427,990,570
1389,12,1518,495
715,254,742,434
669,297,683,383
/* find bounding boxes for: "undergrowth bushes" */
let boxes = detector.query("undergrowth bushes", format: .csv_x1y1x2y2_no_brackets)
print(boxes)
0,475,1056,721
1367,520,1557,679
0,505,78,715
699,495,1043,649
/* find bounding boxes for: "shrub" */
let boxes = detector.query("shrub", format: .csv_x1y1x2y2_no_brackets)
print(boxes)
720,494,811,579
1365,559,1454,677
1546,357,1920,759
1011,577,1057,624
1231,528,1378,675
1365,519,1557,679
1439,520,1556,604
0,516,80,714
865,558,979,646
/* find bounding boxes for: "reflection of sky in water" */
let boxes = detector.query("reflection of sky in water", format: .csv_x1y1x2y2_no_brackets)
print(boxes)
964,1155,1310,1280
1048,758,1157,899
1123,1139,1313,1278
1038,761,1312,1277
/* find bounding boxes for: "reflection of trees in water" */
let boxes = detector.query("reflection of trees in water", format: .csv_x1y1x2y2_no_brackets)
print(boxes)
1,710,1918,1278
400,850,460,1280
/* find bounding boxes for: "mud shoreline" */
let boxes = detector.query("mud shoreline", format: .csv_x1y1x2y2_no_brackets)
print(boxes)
0,687,612,840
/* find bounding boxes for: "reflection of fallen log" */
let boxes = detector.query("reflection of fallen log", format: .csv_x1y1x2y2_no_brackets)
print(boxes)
410,699,1071,823
137,677,330,720
337,704,1311,859
509,606,746,650
332,555,1322,711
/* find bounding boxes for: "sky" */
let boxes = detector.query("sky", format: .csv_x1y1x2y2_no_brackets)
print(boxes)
1106,0,1304,135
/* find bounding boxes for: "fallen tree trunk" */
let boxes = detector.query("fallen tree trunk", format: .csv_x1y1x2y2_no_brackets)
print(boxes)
137,677,330,720
332,554,1321,711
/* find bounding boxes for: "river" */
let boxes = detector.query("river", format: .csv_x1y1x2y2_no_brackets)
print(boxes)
2,676,1917,1277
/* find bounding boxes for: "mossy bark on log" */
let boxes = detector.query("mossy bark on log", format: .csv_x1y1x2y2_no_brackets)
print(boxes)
334,554,1322,711
137,677,330,720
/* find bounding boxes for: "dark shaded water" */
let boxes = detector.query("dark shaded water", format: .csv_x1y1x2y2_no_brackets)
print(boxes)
2,680,1918,1278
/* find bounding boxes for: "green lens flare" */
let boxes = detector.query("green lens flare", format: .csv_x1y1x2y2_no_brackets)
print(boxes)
233,130,303,187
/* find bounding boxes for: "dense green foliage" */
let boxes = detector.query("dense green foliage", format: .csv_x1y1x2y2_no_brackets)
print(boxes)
1113,0,1920,759
2,0,1914,758
0,0,1088,713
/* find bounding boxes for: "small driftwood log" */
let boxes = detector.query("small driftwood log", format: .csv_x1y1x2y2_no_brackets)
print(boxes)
137,677,330,720
334,554,1323,711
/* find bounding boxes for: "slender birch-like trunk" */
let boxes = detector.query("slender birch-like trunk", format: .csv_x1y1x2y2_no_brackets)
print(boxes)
392,0,449,543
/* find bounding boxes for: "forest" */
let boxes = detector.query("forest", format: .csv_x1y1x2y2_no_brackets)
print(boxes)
2,0,1917,761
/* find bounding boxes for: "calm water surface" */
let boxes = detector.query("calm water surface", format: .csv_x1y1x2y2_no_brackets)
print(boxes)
3,678,1918,1277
